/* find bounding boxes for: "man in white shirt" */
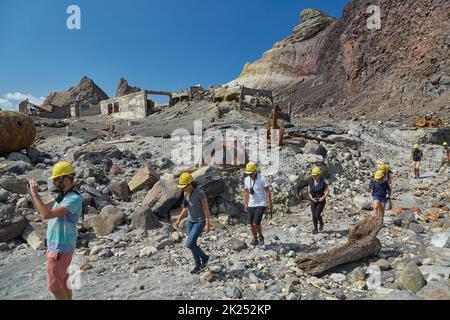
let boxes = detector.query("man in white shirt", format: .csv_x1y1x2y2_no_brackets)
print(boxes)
243,162,273,246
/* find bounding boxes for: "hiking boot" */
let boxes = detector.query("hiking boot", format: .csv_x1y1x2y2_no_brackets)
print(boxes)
258,236,265,246
319,224,324,232
250,238,258,246
312,229,318,235
200,255,210,270
190,266,201,275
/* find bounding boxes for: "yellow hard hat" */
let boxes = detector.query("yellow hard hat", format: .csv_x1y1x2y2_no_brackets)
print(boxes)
378,163,388,172
413,144,419,149
245,162,258,175
374,170,385,180
444,142,448,146
311,167,321,176
177,172,194,189
48,161,75,180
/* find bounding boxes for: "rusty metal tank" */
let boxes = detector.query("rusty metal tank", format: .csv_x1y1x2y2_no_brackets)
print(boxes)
0,111,36,154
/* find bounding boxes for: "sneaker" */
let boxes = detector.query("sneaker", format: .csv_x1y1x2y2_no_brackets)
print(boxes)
200,255,210,269
190,266,201,275
250,238,258,246
258,236,265,246
319,224,324,232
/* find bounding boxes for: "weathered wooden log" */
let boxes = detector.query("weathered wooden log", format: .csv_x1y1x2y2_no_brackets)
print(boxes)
0,111,36,154
296,214,383,276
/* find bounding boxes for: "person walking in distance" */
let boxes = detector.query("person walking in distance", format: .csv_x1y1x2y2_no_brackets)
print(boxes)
308,167,330,234
411,144,424,179
244,162,273,246
436,142,449,174
28,161,83,300
379,163,395,210
175,173,210,274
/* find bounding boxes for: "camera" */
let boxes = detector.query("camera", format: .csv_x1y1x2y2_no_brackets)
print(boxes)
250,188,255,195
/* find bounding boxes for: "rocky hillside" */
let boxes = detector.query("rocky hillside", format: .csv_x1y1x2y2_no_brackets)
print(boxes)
116,78,142,97
230,0,450,122
40,76,109,116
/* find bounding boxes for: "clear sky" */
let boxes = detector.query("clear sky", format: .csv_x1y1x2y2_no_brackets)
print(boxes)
0,0,350,109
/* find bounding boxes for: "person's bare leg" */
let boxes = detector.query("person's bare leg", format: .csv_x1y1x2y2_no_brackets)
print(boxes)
372,201,380,217
65,288,72,300
250,225,257,238
255,225,263,237
52,290,69,300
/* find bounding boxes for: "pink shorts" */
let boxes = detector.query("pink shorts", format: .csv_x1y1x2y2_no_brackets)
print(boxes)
47,250,73,292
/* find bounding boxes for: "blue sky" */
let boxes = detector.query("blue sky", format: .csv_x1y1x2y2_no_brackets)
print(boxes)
0,0,350,109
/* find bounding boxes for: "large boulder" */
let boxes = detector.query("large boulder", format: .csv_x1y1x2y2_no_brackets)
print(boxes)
0,177,28,195
430,230,450,248
110,181,130,201
374,289,422,300
128,166,159,193
22,222,46,250
143,174,182,220
131,206,161,230
397,262,427,293
419,265,450,282
0,189,11,203
230,238,247,251
0,111,36,154
5,160,32,175
88,206,126,237
353,195,373,210
0,216,26,242
26,146,43,164
81,187,113,211
424,247,450,261
327,135,363,148
191,166,226,199
304,141,327,158
416,281,450,300
67,144,123,165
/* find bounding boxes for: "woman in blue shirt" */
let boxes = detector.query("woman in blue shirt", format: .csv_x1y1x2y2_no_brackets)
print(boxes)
307,167,330,234
370,170,391,219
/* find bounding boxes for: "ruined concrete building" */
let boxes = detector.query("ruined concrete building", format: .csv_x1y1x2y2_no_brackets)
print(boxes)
172,85,274,109
100,90,175,120
100,85,274,120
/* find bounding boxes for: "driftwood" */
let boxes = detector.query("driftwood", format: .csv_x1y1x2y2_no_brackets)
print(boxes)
296,214,383,276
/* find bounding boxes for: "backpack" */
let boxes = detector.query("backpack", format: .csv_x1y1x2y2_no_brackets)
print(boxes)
413,149,423,161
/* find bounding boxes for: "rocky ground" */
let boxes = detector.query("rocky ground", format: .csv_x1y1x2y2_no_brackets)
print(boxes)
0,108,449,300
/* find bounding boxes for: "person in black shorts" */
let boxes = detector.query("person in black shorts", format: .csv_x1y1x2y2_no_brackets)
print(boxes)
411,144,423,179
243,162,273,246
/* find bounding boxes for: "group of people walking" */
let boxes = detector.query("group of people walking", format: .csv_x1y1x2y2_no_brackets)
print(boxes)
28,140,448,299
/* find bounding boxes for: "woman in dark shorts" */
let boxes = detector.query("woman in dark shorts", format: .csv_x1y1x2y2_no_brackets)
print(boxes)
370,170,391,219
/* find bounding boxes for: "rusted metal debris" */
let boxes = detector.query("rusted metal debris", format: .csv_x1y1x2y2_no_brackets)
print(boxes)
266,104,285,146
415,116,444,128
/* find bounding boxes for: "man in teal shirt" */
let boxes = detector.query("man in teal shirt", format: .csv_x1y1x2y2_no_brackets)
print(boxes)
29,161,82,300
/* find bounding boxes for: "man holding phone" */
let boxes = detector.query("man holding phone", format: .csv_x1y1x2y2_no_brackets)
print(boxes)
28,161,82,300
243,162,273,246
